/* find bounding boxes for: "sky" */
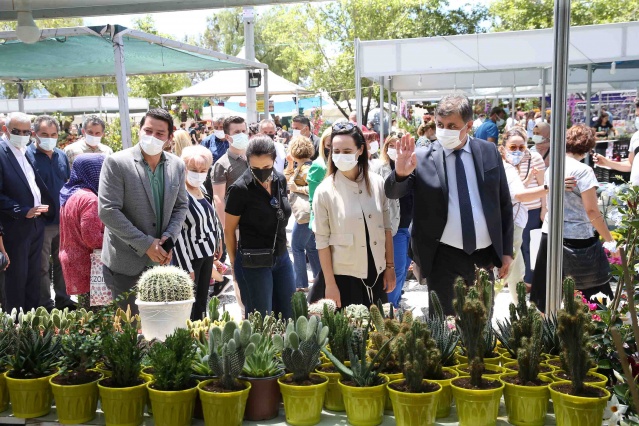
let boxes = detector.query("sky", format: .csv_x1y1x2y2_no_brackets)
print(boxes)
83,0,487,42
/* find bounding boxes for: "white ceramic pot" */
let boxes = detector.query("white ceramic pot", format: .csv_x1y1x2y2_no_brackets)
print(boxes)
136,298,195,341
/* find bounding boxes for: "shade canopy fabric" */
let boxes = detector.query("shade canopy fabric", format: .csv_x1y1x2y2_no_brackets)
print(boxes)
0,96,149,114
164,69,311,98
0,25,265,81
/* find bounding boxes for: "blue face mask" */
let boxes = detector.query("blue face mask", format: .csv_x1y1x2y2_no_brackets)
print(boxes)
506,151,524,166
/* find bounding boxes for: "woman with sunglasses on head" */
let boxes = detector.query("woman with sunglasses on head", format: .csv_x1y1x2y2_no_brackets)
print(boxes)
224,134,294,319
313,123,395,308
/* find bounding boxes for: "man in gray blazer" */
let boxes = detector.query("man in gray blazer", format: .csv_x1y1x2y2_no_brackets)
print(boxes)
98,108,188,313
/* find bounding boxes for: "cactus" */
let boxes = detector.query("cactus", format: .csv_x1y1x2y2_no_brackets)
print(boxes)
309,299,337,317
494,282,538,359
557,278,596,395
367,304,413,373
208,296,231,323
516,314,544,384
397,320,442,393
291,291,309,320
136,265,194,302
324,325,391,387
208,320,259,390
273,316,328,383
425,291,459,368
322,304,351,364
453,274,488,388
344,304,370,327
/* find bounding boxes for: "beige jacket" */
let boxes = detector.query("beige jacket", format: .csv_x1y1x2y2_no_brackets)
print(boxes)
313,170,391,279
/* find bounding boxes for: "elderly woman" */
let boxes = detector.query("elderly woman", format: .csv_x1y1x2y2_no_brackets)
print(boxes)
59,154,106,309
173,145,225,321
531,124,615,311
225,134,295,319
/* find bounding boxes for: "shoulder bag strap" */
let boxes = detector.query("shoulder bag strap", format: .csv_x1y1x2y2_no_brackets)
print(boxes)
271,178,282,254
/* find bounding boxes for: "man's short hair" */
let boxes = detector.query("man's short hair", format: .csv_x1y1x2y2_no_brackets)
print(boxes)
435,94,473,123
7,112,31,128
223,116,245,135
213,117,224,125
139,108,174,137
258,119,276,132
83,115,106,132
33,115,60,133
635,98,639,109
490,107,505,117
292,115,311,129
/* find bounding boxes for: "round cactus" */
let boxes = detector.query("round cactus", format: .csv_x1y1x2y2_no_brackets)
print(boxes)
136,265,194,302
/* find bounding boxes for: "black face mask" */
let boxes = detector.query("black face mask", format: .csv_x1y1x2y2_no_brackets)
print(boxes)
251,167,273,183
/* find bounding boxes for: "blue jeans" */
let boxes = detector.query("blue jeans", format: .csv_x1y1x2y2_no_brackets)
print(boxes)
388,228,411,307
291,221,321,289
234,251,295,319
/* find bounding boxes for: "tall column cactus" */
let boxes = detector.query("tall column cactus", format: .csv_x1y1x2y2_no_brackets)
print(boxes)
322,304,351,364
208,320,259,390
397,320,442,392
368,304,413,373
557,278,596,395
291,292,309,320
453,275,488,387
136,266,194,302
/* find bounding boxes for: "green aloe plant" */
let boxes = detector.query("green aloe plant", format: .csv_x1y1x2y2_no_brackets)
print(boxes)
7,326,61,379
101,320,145,388
425,291,459,368
208,321,259,390
542,313,561,356
273,316,328,383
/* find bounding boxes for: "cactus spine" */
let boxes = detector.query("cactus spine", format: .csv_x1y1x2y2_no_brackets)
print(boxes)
136,266,194,302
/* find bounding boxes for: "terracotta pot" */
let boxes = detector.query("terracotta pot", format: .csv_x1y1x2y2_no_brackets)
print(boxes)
243,373,283,421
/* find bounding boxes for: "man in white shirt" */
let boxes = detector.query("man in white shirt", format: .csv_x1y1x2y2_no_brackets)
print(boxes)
0,112,52,313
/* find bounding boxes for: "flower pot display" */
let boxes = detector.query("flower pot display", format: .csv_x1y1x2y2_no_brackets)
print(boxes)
451,376,505,426
243,374,283,421
382,372,403,411
456,352,502,366
279,373,328,426
339,375,388,426
503,361,556,379
0,371,9,413
387,378,441,426
135,266,195,341
550,371,608,388
549,382,610,426
147,382,197,426
5,371,55,418
500,372,552,426
429,367,459,419
98,377,148,426
50,371,103,424
198,379,251,426
316,363,345,412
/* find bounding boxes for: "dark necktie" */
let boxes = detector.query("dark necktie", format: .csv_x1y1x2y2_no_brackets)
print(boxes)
454,150,476,254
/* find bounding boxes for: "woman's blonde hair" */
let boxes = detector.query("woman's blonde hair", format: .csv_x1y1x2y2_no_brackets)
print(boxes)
379,135,400,165
173,129,192,157
181,144,213,170
289,136,315,160
318,127,332,162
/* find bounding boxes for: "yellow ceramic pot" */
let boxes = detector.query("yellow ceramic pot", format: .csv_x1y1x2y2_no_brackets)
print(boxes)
549,382,610,426
5,370,55,418
49,372,103,424
278,373,328,426
338,375,388,426
500,372,552,426
500,352,515,365
95,362,112,378
316,363,344,412
387,379,441,426
147,381,197,426
451,376,504,426
503,361,556,380
550,371,608,388
428,367,459,419
455,363,505,380
0,371,9,412
198,379,251,426
383,372,403,411
98,376,148,426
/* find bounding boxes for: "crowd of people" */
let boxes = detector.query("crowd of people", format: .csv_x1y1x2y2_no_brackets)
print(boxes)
0,93,635,321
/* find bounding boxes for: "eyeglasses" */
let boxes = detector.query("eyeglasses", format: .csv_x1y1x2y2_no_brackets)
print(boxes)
10,128,31,136
332,122,355,132
506,145,527,152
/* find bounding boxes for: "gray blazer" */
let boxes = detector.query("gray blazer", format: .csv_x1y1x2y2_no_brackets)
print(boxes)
98,145,188,276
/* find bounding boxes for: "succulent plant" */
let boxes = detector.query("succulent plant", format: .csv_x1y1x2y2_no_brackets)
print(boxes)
291,291,309,320
273,316,328,383
542,312,561,356
208,296,231,323
322,304,351,364
425,291,459,368
344,304,370,327
136,265,194,302
101,319,145,388
516,313,544,384
557,278,596,395
309,299,337,317
453,273,490,388
324,325,391,387
495,282,538,359
7,325,61,379
367,303,413,373
0,310,16,369
58,330,102,380
148,328,196,391
243,312,286,378
208,321,259,390
397,320,442,393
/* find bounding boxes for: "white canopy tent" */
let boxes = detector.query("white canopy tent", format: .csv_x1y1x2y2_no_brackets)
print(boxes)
0,96,149,115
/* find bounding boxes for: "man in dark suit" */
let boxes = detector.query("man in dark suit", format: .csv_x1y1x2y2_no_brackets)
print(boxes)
385,94,513,314
0,112,53,313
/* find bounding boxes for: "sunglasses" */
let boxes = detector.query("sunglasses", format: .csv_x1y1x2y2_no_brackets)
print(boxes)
506,145,526,152
332,122,355,132
10,128,31,136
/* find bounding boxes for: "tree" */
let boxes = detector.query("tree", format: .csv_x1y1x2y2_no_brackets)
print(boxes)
489,0,639,31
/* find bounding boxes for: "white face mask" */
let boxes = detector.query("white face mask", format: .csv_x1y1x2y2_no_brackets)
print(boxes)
231,132,249,150
496,118,505,127
436,127,465,150
38,137,57,151
138,134,166,156
506,151,524,166
635,117,639,130
369,141,379,153
9,134,30,150
332,153,358,172
214,130,225,140
532,134,545,144
85,134,102,147
187,170,207,188
387,148,397,161
292,129,302,138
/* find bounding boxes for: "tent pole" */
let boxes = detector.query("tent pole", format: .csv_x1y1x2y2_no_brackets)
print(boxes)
511,87,516,119
17,83,24,113
541,70,547,121
380,77,385,142
113,31,132,149
546,0,571,315
586,64,593,125
355,38,362,129
263,69,269,119
243,7,257,124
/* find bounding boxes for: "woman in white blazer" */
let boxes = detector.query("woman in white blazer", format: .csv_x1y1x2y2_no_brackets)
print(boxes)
312,123,395,308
